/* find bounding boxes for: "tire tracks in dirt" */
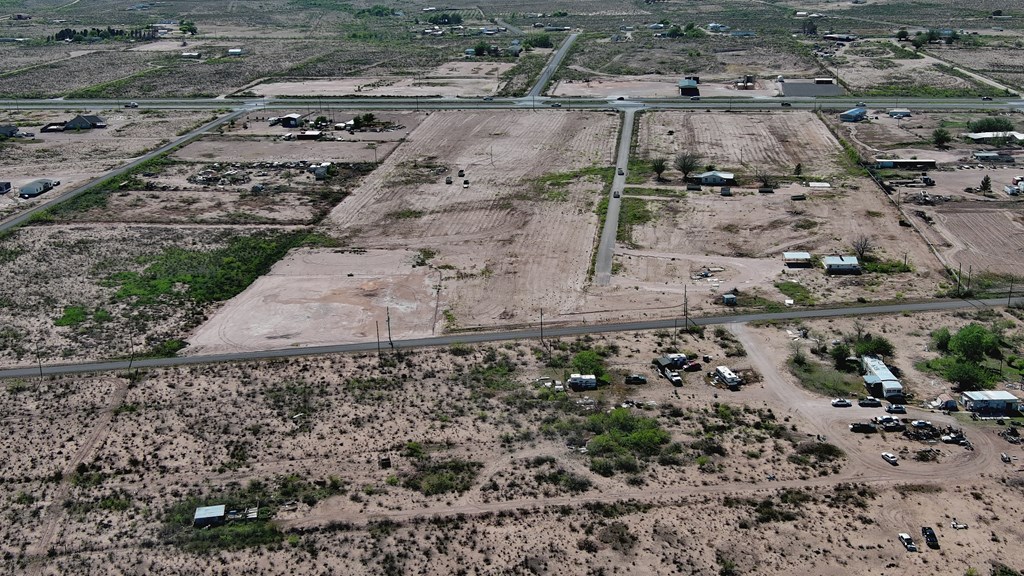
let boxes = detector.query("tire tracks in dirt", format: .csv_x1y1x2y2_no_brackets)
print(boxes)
26,378,129,572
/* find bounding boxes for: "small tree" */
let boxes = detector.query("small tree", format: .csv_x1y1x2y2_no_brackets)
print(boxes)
793,163,803,176
980,175,992,193
896,29,909,40
830,342,853,371
754,169,776,189
851,235,874,260
180,20,198,35
650,157,668,180
802,19,818,35
673,152,702,180
932,128,952,148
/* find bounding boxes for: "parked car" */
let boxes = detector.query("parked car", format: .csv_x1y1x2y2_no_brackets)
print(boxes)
951,518,968,530
445,176,453,185
666,371,683,386
858,397,882,407
921,526,939,548
886,404,907,414
849,422,877,433
898,533,918,552
831,398,852,407
463,179,469,188
911,420,932,428
882,452,899,465
682,361,702,372
458,169,465,177
617,168,624,175
624,374,647,385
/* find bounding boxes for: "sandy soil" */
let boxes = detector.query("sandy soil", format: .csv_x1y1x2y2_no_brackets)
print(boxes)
915,202,1024,275
583,180,943,317
551,74,779,98
0,109,212,219
7,319,1024,575
637,110,844,177
251,61,515,97
185,110,618,353
834,40,982,92
174,137,400,164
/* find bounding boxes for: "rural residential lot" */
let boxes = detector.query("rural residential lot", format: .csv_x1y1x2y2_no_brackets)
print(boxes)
2,0,1024,574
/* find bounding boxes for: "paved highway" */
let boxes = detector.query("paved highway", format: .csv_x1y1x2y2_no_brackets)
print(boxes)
2,96,1021,113
0,297,1018,379
528,32,578,98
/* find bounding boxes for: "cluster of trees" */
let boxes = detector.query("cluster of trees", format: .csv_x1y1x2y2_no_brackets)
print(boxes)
427,13,462,25
357,5,394,17
666,22,705,38
524,32,552,48
53,27,156,42
350,113,377,129
179,20,198,35
929,323,1008,390
649,152,703,181
473,41,501,57
829,332,896,371
934,117,1015,148
897,28,960,48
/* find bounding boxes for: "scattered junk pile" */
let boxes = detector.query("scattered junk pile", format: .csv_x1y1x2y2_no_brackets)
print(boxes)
999,426,1022,445
188,163,252,186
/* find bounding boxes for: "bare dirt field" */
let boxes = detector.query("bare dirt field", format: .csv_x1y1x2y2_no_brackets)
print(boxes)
636,110,844,177
173,136,399,164
586,181,943,317
251,61,515,97
551,74,779,98
833,40,1001,96
185,110,619,354
914,202,1024,276
6,316,1024,575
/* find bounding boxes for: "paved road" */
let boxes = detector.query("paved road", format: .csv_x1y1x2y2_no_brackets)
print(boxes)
0,108,246,233
2,96,1021,113
493,18,523,35
594,107,637,286
527,32,578,98
1,297,1017,379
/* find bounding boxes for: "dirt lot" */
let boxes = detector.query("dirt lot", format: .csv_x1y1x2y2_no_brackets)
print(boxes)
252,61,515,97
6,317,1024,574
185,110,619,353
636,110,844,177
590,181,943,316
914,201,1024,276
551,74,779,98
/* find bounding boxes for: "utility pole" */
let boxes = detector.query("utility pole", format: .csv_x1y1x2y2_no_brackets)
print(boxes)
375,321,382,363
386,307,394,349
967,266,972,293
539,308,544,346
1009,279,1014,307
957,262,963,296
683,285,689,334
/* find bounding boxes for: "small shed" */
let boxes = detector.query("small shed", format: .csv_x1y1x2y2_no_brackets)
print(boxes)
823,255,860,274
783,251,812,267
888,108,912,118
696,171,734,185
722,293,737,306
961,390,1020,413
678,79,700,96
840,108,867,122
193,505,227,528
296,130,322,140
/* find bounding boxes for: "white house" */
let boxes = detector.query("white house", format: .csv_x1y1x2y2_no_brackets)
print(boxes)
697,170,734,185
823,255,860,274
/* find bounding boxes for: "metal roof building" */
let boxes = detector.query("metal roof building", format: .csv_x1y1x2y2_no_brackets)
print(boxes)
840,108,867,122
961,390,1020,412
861,356,903,398
193,504,226,528
18,179,55,199
823,255,860,274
